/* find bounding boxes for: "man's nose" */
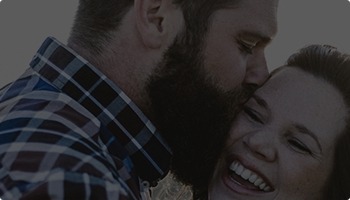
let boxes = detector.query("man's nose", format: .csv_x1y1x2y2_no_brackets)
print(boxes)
243,131,277,162
244,52,269,86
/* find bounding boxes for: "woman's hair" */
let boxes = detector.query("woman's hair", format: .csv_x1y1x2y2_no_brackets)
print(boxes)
69,0,241,55
285,44,350,200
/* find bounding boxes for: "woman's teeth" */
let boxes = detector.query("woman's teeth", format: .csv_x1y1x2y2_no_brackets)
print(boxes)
229,161,272,192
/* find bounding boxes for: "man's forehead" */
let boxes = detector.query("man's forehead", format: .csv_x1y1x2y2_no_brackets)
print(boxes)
231,0,278,38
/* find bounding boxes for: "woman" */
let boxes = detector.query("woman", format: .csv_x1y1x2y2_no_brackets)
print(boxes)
152,44,350,199
208,44,350,200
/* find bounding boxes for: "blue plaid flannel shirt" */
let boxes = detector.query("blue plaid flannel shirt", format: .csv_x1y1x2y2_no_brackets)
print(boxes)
0,37,172,200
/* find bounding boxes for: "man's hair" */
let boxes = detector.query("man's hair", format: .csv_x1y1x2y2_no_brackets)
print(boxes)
285,45,350,200
68,0,241,54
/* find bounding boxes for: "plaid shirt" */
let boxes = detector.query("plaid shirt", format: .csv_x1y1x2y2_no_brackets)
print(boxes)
0,37,172,200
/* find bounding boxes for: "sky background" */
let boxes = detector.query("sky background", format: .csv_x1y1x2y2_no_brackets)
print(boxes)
0,0,349,87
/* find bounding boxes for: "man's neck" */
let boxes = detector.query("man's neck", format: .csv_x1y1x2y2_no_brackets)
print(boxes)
67,40,155,122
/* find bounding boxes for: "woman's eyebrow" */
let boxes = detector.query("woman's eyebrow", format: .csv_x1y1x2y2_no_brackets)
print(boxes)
294,124,323,153
252,94,268,110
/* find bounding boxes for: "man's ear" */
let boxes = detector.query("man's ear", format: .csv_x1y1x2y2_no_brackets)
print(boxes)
134,0,175,49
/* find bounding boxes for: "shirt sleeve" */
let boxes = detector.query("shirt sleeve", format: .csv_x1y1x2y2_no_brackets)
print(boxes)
1,170,129,200
0,95,136,200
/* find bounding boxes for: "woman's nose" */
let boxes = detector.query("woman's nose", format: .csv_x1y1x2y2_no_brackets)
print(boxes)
243,131,277,162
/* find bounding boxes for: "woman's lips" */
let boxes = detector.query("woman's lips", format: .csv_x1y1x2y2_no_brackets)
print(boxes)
220,155,275,195
228,160,272,192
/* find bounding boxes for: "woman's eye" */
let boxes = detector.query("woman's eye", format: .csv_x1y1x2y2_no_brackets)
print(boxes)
238,40,254,55
243,107,263,124
288,139,312,155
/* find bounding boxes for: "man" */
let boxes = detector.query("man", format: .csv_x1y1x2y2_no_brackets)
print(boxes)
0,0,277,199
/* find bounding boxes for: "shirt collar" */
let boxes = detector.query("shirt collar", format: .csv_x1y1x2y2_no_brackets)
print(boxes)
30,37,172,185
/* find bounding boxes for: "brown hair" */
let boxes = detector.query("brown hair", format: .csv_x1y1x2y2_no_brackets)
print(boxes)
68,0,241,54
286,44,350,200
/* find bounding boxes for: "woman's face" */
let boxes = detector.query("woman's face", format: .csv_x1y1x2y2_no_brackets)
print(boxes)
209,67,348,200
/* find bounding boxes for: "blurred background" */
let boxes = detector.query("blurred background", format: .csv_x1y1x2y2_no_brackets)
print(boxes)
0,0,350,87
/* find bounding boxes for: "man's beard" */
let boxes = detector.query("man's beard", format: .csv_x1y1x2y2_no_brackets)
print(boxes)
146,32,255,195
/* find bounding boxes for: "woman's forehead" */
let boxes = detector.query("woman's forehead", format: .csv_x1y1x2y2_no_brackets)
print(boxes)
255,67,347,148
